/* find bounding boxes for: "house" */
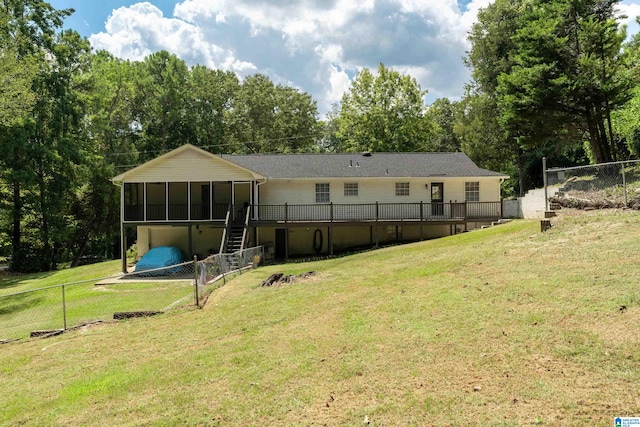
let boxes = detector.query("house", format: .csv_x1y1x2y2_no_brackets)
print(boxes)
112,144,508,271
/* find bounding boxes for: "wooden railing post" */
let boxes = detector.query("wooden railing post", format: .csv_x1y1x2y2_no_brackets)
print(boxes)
420,201,424,241
330,202,334,222
219,204,231,254
284,202,288,223
375,201,379,222
240,207,251,251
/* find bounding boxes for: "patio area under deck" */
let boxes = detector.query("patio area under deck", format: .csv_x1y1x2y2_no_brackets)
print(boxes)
249,201,503,260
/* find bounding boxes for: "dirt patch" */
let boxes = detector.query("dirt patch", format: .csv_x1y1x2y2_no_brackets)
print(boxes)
550,184,640,210
260,271,317,287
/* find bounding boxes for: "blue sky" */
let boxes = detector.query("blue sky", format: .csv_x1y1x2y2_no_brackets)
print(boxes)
49,0,640,115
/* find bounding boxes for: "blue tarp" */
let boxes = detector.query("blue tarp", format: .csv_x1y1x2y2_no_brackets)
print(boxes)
135,246,184,275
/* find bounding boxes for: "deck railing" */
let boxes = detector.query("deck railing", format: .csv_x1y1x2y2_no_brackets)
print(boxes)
123,201,502,223
251,201,501,223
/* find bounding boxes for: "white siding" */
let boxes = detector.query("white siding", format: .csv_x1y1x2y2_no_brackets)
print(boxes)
259,177,503,205
122,149,256,183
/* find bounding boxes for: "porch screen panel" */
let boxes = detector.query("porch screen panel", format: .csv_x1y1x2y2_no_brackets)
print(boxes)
168,182,188,220
190,182,210,220
146,183,166,221
124,183,144,221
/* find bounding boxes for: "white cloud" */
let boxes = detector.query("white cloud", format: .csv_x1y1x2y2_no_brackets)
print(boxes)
619,2,640,37
89,2,256,73
87,0,534,115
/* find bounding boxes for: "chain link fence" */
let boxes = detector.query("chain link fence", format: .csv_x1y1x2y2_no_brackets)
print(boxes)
195,246,264,306
0,246,264,343
546,160,640,209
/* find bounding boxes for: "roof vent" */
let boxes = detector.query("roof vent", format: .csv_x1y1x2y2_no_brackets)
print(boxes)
362,151,372,157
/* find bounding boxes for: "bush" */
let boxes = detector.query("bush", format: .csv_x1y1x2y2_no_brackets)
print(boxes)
126,243,138,261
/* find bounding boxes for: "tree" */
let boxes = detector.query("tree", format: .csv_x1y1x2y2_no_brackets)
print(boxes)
134,51,190,159
611,18,640,157
317,103,342,152
490,0,630,163
66,51,140,267
425,98,462,152
226,74,319,153
187,66,238,152
336,63,434,152
0,0,74,271
0,47,37,125
26,29,93,270
464,0,631,195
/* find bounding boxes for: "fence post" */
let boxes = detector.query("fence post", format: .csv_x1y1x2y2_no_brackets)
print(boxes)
221,254,226,285
62,284,67,330
193,255,199,308
622,162,628,206
543,157,548,212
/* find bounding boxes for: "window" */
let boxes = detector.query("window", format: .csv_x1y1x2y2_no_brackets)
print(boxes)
315,183,330,203
344,182,358,197
395,182,410,196
465,181,480,202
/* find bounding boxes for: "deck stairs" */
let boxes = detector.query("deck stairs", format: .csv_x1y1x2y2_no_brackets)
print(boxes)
225,222,246,253
480,218,513,230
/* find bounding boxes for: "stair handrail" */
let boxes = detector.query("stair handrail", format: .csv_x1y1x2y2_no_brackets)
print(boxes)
239,205,251,252
219,203,232,254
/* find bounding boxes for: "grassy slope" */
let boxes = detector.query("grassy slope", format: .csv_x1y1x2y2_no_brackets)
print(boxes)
1,210,639,426
0,261,193,339
0,260,123,295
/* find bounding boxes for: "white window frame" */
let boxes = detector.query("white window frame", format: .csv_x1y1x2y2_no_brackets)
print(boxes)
395,182,410,196
344,182,358,197
315,183,330,203
465,181,480,202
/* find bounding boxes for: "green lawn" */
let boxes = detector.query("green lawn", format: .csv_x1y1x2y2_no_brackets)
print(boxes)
1,209,640,426
0,260,124,295
0,261,195,339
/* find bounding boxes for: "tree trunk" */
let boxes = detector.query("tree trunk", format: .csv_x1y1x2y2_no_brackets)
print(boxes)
38,171,52,271
70,224,94,268
604,99,617,161
596,105,612,163
516,146,525,197
585,105,606,163
11,178,21,272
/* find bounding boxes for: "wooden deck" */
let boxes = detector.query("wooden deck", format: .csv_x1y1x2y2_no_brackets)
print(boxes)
122,201,503,225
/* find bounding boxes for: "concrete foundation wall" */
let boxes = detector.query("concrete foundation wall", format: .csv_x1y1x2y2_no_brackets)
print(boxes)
136,225,223,259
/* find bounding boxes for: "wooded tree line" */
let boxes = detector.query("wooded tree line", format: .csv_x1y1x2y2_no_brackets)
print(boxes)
2,0,640,271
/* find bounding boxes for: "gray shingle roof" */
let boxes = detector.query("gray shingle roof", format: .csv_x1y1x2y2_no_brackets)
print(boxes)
220,152,507,179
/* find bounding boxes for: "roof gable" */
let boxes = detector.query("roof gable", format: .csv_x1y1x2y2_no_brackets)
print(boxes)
112,144,263,183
